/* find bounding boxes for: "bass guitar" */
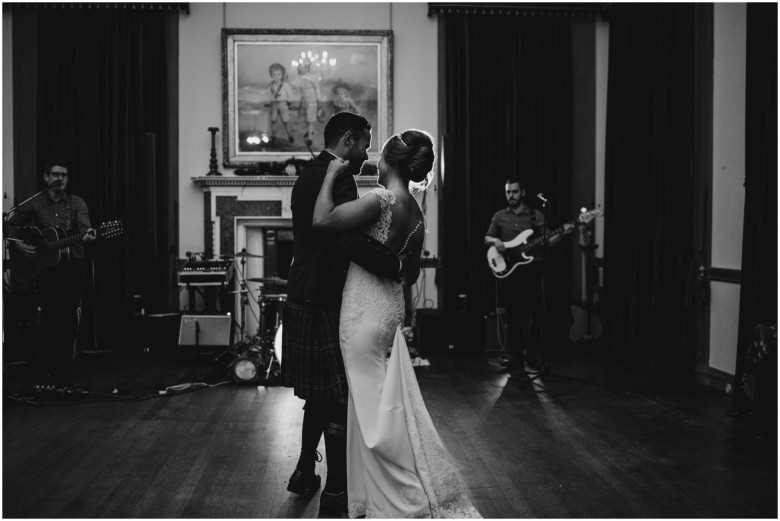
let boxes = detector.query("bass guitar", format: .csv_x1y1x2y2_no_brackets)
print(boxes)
9,220,124,282
486,208,601,279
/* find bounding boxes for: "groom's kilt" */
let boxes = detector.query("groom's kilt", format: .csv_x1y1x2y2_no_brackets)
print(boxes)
281,300,348,402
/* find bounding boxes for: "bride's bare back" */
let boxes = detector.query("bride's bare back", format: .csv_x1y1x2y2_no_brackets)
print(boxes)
381,188,425,256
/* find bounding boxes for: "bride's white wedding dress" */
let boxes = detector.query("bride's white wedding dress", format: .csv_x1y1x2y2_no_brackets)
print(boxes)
340,188,481,519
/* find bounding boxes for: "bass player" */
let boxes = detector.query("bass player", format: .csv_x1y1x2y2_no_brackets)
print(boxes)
484,179,572,371
5,160,96,388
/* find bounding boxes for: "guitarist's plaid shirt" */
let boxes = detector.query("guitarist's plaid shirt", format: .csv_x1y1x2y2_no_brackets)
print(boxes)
6,192,92,260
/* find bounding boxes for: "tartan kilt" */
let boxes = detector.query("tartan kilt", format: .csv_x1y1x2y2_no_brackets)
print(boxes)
280,300,348,402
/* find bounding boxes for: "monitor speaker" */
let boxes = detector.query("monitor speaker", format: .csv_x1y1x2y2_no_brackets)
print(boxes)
141,312,182,356
178,314,232,348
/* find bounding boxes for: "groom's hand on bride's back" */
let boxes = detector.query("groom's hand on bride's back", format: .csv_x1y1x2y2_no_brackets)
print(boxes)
341,232,402,282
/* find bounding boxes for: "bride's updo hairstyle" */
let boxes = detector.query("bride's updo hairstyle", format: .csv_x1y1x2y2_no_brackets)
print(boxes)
382,129,435,186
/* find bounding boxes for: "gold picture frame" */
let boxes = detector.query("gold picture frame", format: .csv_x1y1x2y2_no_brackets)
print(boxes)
222,29,393,167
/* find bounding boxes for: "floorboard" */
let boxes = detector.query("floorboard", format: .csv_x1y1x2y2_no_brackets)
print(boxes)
2,346,776,518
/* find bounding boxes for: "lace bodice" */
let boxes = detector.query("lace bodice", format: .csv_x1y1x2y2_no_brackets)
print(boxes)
365,187,426,254
365,188,395,244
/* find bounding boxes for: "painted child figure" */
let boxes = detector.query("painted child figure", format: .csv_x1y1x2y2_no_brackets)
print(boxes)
292,62,322,147
268,63,295,144
332,84,359,114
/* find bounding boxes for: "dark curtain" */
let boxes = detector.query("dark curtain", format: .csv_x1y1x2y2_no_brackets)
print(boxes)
603,4,697,379
34,7,178,352
733,4,778,407
439,12,574,350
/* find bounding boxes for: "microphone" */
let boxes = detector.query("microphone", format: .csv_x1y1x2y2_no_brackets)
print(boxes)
536,193,549,204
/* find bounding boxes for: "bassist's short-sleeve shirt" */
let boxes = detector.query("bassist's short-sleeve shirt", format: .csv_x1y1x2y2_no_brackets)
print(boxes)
487,204,544,236
486,205,547,263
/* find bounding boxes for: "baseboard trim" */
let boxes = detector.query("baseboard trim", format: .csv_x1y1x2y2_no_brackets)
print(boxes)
694,363,734,394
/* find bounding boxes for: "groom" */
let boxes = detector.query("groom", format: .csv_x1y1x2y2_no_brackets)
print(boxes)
281,111,400,514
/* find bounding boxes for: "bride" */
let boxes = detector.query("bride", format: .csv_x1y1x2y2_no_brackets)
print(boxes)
313,130,481,518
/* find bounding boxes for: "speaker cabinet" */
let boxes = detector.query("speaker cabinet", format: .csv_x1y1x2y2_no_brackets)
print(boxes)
178,314,232,348
132,312,182,357
484,312,503,353
415,309,452,356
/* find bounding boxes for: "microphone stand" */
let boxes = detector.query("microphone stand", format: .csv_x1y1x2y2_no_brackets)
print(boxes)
518,195,588,391
3,183,58,223
3,183,65,283
2,184,58,369
3,185,57,280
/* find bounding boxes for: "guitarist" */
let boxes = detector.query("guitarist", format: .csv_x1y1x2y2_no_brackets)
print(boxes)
5,161,96,388
484,179,571,371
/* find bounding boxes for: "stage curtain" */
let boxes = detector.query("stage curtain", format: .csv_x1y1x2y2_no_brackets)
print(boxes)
602,4,697,378
438,12,575,350
733,4,777,410
33,7,178,352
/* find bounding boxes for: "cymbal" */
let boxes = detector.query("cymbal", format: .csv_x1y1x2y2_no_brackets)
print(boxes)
221,251,264,258
247,277,287,285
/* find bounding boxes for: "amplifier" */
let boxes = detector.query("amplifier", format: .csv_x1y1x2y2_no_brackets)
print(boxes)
484,312,503,353
178,314,232,348
178,259,232,285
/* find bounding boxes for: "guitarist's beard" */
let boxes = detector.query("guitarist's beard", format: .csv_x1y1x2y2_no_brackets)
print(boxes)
47,186,66,199
47,179,66,196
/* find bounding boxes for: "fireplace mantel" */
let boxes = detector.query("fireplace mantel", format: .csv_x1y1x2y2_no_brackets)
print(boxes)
192,175,380,188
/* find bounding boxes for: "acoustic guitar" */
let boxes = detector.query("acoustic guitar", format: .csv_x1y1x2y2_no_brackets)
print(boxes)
486,208,601,279
9,221,123,282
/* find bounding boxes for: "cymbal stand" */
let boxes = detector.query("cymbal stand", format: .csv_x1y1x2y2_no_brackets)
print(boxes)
232,255,262,343
257,294,282,381
256,290,266,341
223,256,281,382
215,257,259,366
237,255,249,340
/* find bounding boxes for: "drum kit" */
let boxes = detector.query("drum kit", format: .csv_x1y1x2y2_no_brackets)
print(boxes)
219,250,286,384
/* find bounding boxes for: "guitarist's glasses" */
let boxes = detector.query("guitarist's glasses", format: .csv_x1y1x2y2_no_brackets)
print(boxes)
49,172,68,177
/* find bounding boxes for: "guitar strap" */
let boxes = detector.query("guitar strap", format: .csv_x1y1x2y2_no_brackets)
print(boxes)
64,194,73,232
529,209,545,235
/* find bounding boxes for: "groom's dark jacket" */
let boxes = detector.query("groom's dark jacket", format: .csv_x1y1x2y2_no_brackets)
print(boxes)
287,151,400,310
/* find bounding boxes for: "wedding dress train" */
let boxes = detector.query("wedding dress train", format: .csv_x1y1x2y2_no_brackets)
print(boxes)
339,188,481,518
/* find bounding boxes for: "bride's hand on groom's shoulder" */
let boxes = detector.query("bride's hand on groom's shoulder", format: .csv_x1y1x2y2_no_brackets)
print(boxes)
327,158,350,178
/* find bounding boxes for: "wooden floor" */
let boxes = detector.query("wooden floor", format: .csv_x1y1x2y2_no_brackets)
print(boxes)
2,345,776,519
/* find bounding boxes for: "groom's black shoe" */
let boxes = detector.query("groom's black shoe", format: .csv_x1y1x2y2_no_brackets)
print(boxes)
287,469,321,495
319,489,348,514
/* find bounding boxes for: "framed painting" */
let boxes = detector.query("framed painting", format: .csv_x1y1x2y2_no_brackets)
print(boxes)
222,29,393,167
